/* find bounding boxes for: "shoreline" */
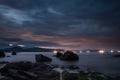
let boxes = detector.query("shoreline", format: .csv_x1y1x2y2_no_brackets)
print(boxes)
0,61,120,80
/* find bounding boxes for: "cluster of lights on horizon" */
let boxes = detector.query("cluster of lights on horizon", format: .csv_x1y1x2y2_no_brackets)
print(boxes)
8,43,120,54
53,50,58,54
52,49,120,54
9,44,25,47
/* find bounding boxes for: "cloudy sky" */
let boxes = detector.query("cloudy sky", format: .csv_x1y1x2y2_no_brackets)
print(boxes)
0,0,120,50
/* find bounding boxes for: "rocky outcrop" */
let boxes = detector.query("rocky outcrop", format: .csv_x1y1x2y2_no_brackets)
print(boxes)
0,50,5,57
35,54,52,62
12,51,17,55
63,73,79,80
0,61,59,80
60,51,79,61
56,51,63,57
112,54,120,57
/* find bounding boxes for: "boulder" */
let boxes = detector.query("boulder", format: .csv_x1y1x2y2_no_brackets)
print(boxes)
0,76,13,80
0,62,59,80
12,51,17,55
63,73,79,80
56,51,63,57
60,51,79,61
17,70,38,79
0,61,33,72
0,50,5,57
112,54,120,57
35,54,52,62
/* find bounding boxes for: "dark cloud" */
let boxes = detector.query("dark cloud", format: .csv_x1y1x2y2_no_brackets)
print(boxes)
0,0,120,49
18,41,61,47
0,38,23,42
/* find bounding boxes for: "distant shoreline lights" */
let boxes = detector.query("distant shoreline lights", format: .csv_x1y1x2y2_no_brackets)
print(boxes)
53,50,58,54
99,50,105,54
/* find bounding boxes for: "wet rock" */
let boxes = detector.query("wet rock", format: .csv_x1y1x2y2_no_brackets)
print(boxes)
0,50,5,57
0,62,60,80
0,61,33,72
12,51,17,55
35,54,52,62
60,51,79,61
18,70,38,79
6,69,28,80
114,76,120,80
0,76,13,80
0,61,9,64
30,63,52,72
56,51,63,57
63,73,79,80
113,54,120,57
37,78,51,80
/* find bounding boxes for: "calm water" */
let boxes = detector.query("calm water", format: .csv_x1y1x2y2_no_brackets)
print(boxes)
0,52,120,77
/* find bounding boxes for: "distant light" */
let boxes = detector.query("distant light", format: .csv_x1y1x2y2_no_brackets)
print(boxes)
118,51,120,53
99,50,104,54
110,50,114,53
80,51,82,53
18,45,25,47
86,51,90,53
73,51,77,53
9,44,13,46
53,50,58,54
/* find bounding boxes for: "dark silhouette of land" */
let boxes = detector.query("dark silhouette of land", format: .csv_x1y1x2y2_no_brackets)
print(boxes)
0,46,63,52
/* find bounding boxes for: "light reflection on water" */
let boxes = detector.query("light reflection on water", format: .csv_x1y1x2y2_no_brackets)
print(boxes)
0,52,120,77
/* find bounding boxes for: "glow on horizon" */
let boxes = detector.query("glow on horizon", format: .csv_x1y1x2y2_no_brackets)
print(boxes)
86,51,90,53
9,44,13,46
80,51,82,53
110,50,114,53
118,50,120,53
18,45,25,47
99,50,105,54
53,50,58,54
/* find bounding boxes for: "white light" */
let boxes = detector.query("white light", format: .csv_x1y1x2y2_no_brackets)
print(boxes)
87,51,90,53
80,51,82,53
18,45,25,47
73,51,77,53
118,51,120,53
53,50,58,54
99,50,104,54
110,50,114,53
9,44,13,46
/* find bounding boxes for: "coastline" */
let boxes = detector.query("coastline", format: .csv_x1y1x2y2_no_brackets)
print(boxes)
0,61,120,80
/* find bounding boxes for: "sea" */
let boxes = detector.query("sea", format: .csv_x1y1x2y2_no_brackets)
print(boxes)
0,52,120,77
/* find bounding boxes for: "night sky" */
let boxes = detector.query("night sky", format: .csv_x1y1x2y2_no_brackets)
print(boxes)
0,0,120,50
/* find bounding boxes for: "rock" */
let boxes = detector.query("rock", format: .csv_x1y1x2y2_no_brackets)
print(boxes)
0,62,60,80
0,61,33,73
112,54,120,57
0,61,9,64
6,69,28,80
0,50,5,57
60,51,79,61
18,70,38,79
44,70,60,78
12,51,17,55
35,54,52,62
56,51,63,57
0,76,13,80
63,73,79,80
114,76,120,80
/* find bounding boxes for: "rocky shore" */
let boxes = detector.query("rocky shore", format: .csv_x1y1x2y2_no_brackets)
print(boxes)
0,51,119,80
0,61,59,80
0,61,120,80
